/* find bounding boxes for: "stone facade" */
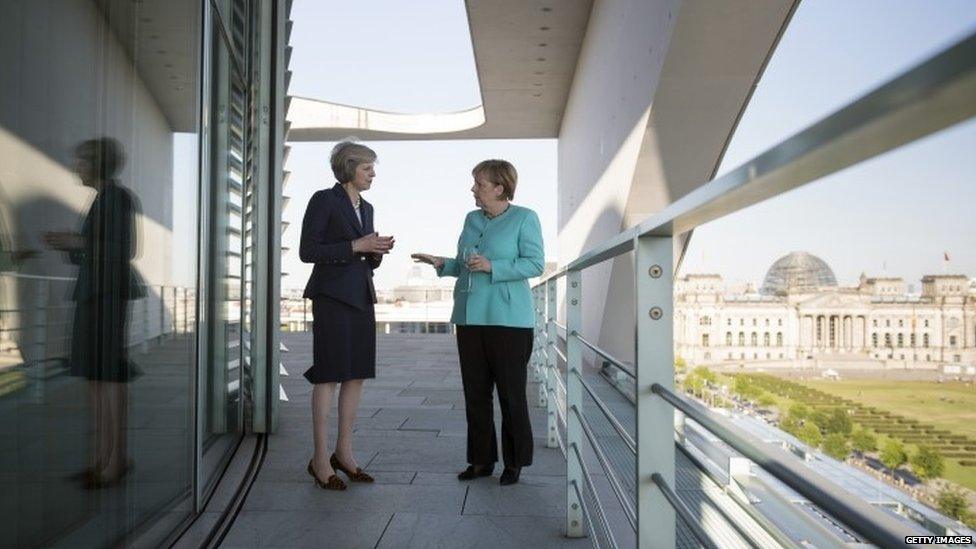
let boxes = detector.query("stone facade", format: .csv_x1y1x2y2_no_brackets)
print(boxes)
675,253,976,368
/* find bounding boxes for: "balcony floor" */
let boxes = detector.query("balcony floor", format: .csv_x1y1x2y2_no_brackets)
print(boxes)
223,332,592,548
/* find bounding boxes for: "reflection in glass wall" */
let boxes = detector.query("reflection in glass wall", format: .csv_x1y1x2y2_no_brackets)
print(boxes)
0,0,199,546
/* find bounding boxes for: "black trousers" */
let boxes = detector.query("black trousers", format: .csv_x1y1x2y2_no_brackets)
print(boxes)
456,325,534,468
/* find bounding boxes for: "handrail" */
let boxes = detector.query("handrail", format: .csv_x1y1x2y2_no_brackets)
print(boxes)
569,443,619,549
573,370,636,455
573,331,636,380
651,473,721,549
539,32,976,284
571,405,637,531
651,383,917,547
548,342,567,365
532,31,976,547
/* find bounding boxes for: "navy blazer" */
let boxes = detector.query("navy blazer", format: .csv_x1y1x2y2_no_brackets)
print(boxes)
299,183,381,310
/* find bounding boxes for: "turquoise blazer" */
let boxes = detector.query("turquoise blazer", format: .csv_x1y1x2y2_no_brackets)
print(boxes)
437,205,544,328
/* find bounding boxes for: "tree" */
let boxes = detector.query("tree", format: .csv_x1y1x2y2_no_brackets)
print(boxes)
692,366,716,384
675,356,687,373
937,486,970,522
881,440,908,472
682,374,704,398
910,446,945,480
851,429,878,454
780,414,802,437
798,422,822,448
823,433,850,460
821,408,853,436
789,403,810,420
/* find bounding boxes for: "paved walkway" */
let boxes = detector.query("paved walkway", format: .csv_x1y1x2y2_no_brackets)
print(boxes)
221,333,591,548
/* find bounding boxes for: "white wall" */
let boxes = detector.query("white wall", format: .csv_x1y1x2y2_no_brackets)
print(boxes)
557,0,682,358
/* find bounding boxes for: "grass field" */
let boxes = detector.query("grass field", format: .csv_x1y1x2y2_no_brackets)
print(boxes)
801,379,976,440
796,378,976,492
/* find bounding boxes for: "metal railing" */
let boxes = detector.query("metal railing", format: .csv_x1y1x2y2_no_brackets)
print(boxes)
531,31,976,548
0,273,196,400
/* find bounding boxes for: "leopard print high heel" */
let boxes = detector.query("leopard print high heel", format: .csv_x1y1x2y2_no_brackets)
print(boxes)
331,453,374,483
308,459,347,490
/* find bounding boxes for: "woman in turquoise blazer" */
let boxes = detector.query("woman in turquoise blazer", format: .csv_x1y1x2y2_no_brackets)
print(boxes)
412,159,544,486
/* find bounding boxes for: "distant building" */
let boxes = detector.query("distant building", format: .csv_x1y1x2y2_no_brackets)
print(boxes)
675,252,976,368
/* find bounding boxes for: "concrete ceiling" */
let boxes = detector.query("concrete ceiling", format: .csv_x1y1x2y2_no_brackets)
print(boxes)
96,0,200,132
287,0,593,141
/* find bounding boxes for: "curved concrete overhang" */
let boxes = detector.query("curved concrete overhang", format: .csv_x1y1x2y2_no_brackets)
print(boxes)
287,0,593,142
287,96,486,136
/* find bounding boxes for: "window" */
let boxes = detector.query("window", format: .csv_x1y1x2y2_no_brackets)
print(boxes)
751,332,758,346
765,319,770,326
885,333,892,347
766,353,770,359
923,333,930,348
739,332,745,346
898,319,904,327
763,333,770,347
872,333,878,347
926,354,931,361
726,332,732,346
954,355,961,363
897,333,904,347
727,318,732,326
924,319,929,328
873,319,878,327
949,335,957,347
752,318,757,326
886,319,891,327
776,332,783,347
779,353,784,359
778,319,783,326
910,333,916,347
739,319,744,326
702,334,710,347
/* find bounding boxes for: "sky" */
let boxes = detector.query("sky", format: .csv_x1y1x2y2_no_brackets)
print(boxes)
280,0,976,292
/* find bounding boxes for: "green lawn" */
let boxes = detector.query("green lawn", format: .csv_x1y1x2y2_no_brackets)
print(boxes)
801,379,976,440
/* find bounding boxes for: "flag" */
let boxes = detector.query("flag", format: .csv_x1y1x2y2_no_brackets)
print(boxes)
944,251,950,261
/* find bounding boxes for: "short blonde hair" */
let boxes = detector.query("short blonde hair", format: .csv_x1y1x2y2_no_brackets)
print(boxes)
330,141,377,183
472,159,517,201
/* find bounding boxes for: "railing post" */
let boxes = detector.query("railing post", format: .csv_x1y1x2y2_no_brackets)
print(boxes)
532,287,544,386
565,269,584,538
636,234,675,547
544,281,557,448
32,279,49,403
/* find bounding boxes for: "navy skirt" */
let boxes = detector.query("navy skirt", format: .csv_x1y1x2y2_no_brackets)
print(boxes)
304,295,376,384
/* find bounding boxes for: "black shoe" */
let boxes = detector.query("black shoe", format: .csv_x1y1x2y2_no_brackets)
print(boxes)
457,464,494,481
499,467,521,485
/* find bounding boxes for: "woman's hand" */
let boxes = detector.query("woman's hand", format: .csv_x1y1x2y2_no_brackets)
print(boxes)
410,253,444,269
352,232,394,254
466,253,491,273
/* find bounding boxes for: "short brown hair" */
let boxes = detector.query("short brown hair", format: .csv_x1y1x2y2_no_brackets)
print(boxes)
472,159,517,201
330,141,377,183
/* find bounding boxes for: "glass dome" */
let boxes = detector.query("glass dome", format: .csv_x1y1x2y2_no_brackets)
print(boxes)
760,252,837,295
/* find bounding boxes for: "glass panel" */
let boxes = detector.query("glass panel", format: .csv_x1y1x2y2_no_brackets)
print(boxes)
0,0,200,545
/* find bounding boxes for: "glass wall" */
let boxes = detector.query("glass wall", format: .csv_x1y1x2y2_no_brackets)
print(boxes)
0,0,289,544
0,0,202,545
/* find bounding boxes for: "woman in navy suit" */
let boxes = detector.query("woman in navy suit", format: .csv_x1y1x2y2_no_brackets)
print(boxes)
299,141,394,490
